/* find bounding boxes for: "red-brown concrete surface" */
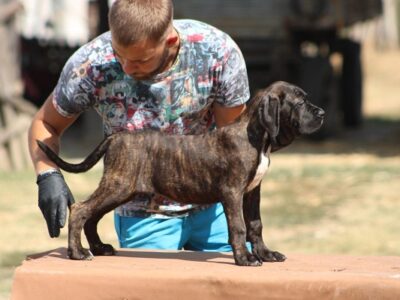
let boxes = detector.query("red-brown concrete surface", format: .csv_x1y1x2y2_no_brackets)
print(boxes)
11,248,400,300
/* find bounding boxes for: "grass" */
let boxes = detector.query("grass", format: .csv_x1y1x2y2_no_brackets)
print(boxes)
261,153,400,255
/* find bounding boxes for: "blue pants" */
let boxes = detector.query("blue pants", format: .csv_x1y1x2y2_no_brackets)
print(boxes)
114,203,234,252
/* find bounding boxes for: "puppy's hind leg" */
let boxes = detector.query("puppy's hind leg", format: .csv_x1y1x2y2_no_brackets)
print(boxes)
243,185,286,263
68,177,134,260
84,212,116,256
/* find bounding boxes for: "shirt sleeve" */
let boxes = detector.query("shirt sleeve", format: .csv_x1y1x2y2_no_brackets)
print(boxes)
53,46,96,118
214,37,250,107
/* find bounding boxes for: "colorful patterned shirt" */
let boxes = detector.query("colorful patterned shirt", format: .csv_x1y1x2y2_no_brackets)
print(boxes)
53,19,250,218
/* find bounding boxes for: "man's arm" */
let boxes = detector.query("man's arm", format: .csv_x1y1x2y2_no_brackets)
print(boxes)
213,102,246,128
28,92,78,238
28,92,78,175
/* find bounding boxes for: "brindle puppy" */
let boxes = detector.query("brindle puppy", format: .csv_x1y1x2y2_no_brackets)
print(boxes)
38,81,324,266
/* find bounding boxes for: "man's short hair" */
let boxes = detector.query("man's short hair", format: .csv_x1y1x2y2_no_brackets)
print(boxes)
109,0,173,46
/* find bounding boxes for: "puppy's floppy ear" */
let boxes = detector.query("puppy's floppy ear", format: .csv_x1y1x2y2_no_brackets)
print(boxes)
259,93,280,142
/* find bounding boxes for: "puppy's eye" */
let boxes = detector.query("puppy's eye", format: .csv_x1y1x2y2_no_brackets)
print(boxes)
293,100,306,110
294,89,303,97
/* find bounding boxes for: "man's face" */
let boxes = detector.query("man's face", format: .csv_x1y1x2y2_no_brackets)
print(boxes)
112,36,170,81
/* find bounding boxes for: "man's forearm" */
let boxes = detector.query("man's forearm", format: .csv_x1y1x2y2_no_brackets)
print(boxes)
28,92,79,175
28,119,62,175
213,103,246,128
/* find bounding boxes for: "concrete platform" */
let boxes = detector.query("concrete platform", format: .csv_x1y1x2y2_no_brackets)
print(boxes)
11,248,400,300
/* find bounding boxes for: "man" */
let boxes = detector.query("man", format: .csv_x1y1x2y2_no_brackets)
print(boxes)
28,0,250,252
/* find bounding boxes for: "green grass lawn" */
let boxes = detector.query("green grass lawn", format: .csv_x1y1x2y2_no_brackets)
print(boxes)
261,153,400,255
1,147,399,299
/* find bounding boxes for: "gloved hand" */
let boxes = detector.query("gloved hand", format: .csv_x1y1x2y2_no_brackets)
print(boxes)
36,170,75,238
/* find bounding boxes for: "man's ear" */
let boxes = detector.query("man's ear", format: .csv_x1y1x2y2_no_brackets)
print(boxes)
166,35,179,47
259,94,280,141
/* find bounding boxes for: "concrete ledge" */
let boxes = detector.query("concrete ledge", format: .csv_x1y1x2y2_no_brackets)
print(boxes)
11,248,400,300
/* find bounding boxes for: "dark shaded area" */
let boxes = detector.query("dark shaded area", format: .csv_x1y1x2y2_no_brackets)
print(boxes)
282,117,400,157
21,0,109,106
21,38,79,106
27,247,233,265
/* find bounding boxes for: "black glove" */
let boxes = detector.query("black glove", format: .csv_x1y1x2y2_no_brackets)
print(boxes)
37,170,75,238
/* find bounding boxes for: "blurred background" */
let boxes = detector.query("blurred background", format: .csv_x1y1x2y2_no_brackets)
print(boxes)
0,0,399,299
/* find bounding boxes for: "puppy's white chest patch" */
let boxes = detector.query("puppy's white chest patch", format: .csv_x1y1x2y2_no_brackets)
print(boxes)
246,153,270,192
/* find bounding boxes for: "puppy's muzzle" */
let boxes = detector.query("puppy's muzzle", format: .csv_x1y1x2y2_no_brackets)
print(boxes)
314,107,325,119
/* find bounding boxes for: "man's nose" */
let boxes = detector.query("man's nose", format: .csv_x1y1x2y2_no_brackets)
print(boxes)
121,59,139,74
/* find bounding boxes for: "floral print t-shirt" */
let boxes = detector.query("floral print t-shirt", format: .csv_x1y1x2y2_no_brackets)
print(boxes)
53,19,250,218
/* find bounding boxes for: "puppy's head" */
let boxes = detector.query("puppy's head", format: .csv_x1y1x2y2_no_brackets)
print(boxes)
258,81,325,147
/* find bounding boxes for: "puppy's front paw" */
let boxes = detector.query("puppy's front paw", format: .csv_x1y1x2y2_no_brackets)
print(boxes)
255,249,286,262
68,247,94,260
234,253,263,267
270,251,286,262
90,243,116,256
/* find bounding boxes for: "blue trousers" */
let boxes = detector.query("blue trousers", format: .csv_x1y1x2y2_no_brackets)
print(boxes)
114,203,234,251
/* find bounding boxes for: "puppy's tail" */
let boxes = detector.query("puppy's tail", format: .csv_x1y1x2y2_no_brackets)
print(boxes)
36,137,111,173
